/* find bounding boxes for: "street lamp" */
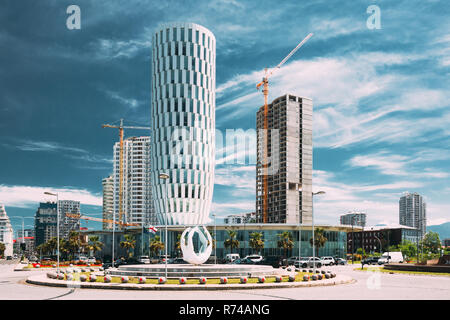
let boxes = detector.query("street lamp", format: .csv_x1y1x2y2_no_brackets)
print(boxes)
159,172,170,278
44,192,59,274
212,213,217,264
312,191,325,273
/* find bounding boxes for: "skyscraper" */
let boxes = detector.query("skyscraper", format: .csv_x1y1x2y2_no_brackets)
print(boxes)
151,23,216,225
256,94,313,224
0,204,13,257
113,136,155,226
399,192,426,237
102,175,114,230
34,202,57,247
340,211,367,227
58,200,80,239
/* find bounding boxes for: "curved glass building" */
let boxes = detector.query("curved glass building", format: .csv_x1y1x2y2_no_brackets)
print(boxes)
151,23,215,225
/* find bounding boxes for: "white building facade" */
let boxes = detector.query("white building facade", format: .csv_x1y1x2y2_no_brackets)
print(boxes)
151,22,216,225
399,192,426,237
113,136,155,226
0,204,14,257
102,175,114,230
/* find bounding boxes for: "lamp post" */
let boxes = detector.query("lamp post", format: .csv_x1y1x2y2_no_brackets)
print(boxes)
44,192,59,274
312,191,325,273
298,210,302,264
212,213,217,264
159,172,170,279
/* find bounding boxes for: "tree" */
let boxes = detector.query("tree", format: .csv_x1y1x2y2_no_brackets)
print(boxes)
398,240,417,260
66,231,82,260
0,242,5,258
149,235,164,258
224,230,240,254
421,231,441,254
120,234,136,259
277,231,294,259
309,228,328,257
249,232,264,255
174,233,182,257
87,236,103,257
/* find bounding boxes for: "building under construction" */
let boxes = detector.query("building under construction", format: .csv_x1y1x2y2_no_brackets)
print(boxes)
256,94,313,225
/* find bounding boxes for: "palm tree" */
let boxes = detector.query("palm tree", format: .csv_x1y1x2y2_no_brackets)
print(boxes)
309,227,328,257
120,234,136,259
224,230,240,254
66,231,81,260
277,231,294,260
87,236,104,257
249,232,264,255
149,235,165,258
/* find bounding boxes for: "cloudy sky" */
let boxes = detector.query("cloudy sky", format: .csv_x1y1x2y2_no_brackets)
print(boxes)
1,0,449,233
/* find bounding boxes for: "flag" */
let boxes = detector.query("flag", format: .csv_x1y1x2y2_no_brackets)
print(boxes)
147,225,158,234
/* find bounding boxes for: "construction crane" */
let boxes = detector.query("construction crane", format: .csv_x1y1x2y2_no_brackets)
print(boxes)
256,33,313,223
66,213,141,227
102,119,151,229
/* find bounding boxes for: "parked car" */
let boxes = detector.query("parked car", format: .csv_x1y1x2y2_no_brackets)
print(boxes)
287,256,300,265
362,256,380,265
321,256,336,266
231,258,256,265
243,255,263,262
254,256,282,268
335,258,348,265
294,257,322,268
157,255,171,263
225,253,240,263
138,256,151,264
77,256,88,262
28,256,38,262
169,258,188,264
87,257,97,264
378,252,403,264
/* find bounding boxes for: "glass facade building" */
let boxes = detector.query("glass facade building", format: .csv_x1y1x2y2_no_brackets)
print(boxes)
151,23,216,225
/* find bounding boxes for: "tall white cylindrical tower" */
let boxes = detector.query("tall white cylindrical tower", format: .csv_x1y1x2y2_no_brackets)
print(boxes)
151,22,215,226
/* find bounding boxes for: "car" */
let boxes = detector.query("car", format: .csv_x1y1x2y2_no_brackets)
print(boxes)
287,256,300,265
156,255,171,263
28,256,38,262
77,256,88,262
231,258,256,265
321,256,336,266
294,257,322,268
169,257,188,264
362,256,380,265
87,257,97,264
335,258,347,265
6,256,12,260
225,254,240,263
138,256,151,264
243,255,263,262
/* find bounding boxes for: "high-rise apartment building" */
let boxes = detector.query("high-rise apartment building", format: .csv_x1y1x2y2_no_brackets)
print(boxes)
34,202,57,247
256,94,313,224
113,136,155,226
340,211,367,227
399,192,426,237
0,204,14,257
58,200,80,239
102,175,114,230
151,23,216,225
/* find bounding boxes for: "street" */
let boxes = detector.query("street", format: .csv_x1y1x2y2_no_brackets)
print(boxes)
0,261,449,300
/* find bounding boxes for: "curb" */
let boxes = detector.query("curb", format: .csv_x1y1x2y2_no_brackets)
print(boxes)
26,274,355,291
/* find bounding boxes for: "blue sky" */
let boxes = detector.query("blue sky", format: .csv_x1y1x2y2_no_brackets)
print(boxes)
1,0,449,234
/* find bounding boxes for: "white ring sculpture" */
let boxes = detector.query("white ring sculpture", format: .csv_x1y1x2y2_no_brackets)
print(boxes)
180,226,213,265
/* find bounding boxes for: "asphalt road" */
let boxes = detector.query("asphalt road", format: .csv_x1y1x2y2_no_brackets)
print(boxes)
1,261,449,300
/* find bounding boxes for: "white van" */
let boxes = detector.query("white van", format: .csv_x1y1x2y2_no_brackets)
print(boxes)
378,252,403,264
225,254,240,263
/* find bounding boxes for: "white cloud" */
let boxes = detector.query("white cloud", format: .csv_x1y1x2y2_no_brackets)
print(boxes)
0,185,102,209
103,89,141,109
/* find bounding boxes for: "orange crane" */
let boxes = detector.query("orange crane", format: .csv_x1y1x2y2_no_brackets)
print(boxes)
256,33,313,223
102,119,151,229
66,213,141,227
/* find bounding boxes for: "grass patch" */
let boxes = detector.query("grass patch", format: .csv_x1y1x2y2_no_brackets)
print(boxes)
355,267,450,277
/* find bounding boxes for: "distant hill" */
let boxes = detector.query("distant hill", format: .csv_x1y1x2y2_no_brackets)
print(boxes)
427,222,450,240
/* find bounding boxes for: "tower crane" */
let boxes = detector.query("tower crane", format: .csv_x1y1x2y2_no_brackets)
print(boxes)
256,33,313,223
102,119,151,229
65,213,141,227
